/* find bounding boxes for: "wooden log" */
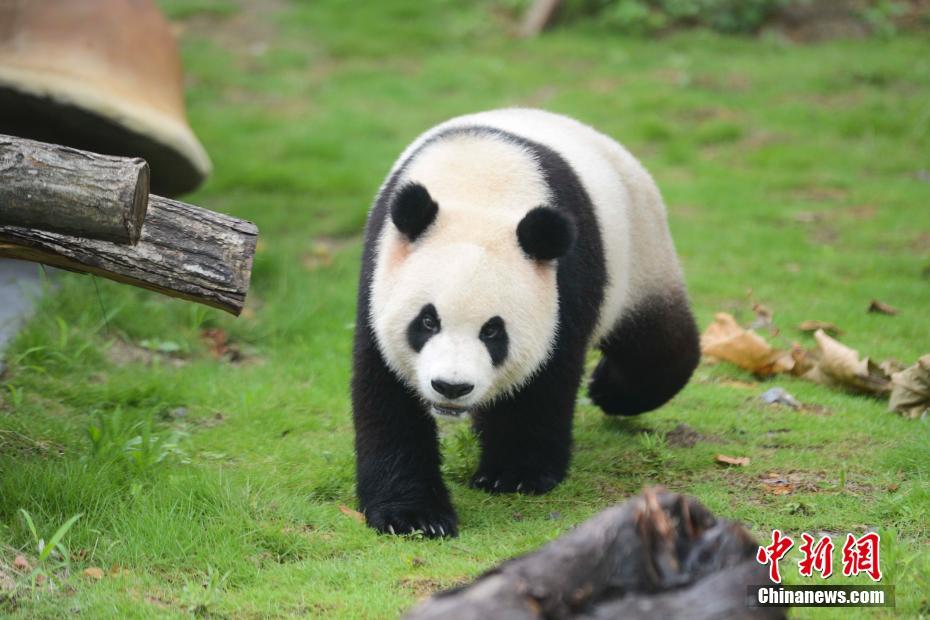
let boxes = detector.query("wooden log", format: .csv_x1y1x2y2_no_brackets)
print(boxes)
0,134,149,245
518,0,563,38
577,561,779,620
0,195,258,316
404,489,785,620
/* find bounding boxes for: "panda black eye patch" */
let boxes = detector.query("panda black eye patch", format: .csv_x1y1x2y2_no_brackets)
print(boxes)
479,316,508,367
407,304,441,352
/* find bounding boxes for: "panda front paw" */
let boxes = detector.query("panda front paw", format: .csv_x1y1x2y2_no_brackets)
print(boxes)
469,468,563,495
364,501,458,539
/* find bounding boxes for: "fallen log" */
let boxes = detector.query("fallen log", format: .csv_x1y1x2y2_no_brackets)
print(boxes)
404,489,785,620
0,195,258,315
0,134,149,244
518,0,562,38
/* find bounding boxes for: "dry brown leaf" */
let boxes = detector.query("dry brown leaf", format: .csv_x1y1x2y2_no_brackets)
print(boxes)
801,330,892,395
200,328,246,363
12,555,29,572
889,355,930,419
789,342,815,376
83,567,105,580
868,299,899,315
761,480,795,495
701,313,793,376
715,454,750,467
338,504,366,524
798,320,843,337
880,359,906,376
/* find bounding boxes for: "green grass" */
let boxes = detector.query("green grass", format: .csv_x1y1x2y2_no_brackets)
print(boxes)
2,0,929,617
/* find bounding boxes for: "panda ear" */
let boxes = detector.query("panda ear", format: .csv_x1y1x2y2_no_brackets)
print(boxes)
391,182,438,242
517,207,576,261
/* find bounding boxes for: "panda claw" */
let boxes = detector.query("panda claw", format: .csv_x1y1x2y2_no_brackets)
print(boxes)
388,524,396,535
494,479,501,490
516,483,524,492
438,525,445,537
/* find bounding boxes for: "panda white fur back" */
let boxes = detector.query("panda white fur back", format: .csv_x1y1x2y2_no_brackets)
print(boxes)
352,108,700,538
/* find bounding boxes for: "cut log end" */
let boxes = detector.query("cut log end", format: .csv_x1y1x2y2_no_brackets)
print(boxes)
0,134,150,245
128,160,151,245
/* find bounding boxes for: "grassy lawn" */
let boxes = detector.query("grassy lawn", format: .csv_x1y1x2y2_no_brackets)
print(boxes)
2,1,929,617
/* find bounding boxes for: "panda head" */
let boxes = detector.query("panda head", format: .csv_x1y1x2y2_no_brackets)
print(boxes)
371,180,576,419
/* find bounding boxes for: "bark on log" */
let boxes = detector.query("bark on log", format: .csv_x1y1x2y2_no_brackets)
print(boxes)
404,489,785,620
0,195,258,315
518,0,563,37
0,134,149,245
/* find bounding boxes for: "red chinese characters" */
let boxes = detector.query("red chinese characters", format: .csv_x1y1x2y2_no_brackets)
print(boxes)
798,533,834,578
757,529,794,583
842,532,882,581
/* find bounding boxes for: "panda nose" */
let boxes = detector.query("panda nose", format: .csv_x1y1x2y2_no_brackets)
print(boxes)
431,379,474,400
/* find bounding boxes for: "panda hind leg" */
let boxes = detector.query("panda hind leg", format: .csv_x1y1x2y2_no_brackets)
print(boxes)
588,292,700,416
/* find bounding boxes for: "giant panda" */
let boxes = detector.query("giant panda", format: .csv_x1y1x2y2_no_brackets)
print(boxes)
352,108,700,538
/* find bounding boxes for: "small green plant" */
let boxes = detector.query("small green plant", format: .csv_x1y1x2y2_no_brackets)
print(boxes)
17,510,82,588
440,424,480,484
86,408,187,475
637,432,672,477
182,564,231,617
4,384,25,410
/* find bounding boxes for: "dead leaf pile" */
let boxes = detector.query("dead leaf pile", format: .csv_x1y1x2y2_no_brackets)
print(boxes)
802,330,892,395
760,474,795,496
759,472,822,496
700,313,793,376
889,355,930,419
798,320,842,337
701,312,928,419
